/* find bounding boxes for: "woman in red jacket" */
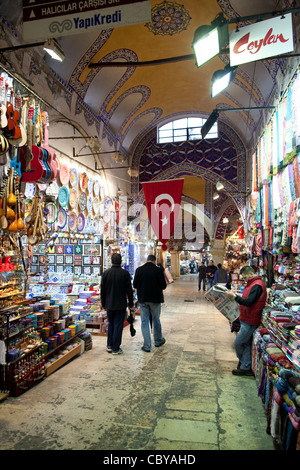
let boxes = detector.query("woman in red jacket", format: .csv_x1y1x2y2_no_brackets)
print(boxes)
226,266,267,376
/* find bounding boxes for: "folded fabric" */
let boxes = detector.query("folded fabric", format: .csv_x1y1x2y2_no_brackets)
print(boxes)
288,377,300,389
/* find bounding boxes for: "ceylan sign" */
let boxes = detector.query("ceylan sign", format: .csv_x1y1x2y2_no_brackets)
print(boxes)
229,13,294,66
23,0,151,41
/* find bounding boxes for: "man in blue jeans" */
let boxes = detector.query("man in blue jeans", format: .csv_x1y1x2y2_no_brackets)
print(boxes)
101,253,134,355
133,254,167,352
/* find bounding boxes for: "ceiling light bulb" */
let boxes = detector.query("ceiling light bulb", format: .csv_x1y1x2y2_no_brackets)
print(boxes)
213,192,220,200
216,181,224,191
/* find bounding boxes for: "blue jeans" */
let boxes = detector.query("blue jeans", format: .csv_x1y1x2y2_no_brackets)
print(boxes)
234,321,258,370
198,277,206,290
107,309,126,352
139,302,163,350
207,279,214,290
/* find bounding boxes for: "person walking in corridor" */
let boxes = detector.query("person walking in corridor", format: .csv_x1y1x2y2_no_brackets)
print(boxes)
214,263,228,285
206,260,217,290
198,261,207,291
133,254,167,352
101,253,134,355
226,266,267,376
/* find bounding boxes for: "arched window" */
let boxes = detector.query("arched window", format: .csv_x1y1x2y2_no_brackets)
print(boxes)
157,117,218,144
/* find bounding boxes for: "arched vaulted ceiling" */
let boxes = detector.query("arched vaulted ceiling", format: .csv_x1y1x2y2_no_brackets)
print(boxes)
0,0,299,242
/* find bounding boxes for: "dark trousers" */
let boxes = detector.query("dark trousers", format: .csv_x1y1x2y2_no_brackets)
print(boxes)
107,309,126,352
198,277,206,290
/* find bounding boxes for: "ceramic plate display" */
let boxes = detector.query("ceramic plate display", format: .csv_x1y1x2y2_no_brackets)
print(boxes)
80,172,89,191
57,208,68,229
93,197,100,215
69,188,77,209
59,163,70,186
79,192,87,212
45,202,58,224
69,168,78,188
100,185,105,200
68,211,77,231
58,186,69,207
94,179,100,197
103,209,110,223
25,183,36,198
98,218,104,235
37,183,47,192
46,180,59,199
87,195,93,214
92,216,99,233
88,176,93,194
77,213,85,232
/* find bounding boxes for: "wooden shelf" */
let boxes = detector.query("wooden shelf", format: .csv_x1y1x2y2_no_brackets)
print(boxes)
45,342,81,377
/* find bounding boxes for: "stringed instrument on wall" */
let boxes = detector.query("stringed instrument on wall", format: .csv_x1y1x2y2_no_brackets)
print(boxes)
0,75,8,129
35,106,53,183
19,104,47,183
42,111,58,181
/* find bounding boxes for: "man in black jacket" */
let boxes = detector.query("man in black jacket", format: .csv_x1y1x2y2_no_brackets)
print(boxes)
101,253,134,355
133,254,167,352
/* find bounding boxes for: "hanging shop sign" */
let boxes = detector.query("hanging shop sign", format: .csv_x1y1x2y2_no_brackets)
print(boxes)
142,178,184,251
229,13,294,66
22,0,151,41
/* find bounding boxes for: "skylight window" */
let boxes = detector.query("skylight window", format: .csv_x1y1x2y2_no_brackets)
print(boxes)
157,117,218,144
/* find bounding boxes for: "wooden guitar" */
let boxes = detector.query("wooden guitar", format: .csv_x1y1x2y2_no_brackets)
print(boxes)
7,90,26,147
19,106,46,183
42,111,58,181
0,76,7,129
33,106,52,183
5,85,22,140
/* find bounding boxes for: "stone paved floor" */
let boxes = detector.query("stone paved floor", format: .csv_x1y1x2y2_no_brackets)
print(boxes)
0,274,275,451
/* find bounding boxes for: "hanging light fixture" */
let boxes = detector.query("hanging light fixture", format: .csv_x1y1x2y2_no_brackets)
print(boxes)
216,181,224,191
43,39,65,62
223,217,229,223
192,13,228,68
213,192,220,200
211,65,237,98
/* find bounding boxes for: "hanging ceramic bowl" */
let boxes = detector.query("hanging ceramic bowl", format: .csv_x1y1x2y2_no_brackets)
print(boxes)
77,213,85,232
59,163,70,186
100,185,105,200
93,197,100,215
25,183,36,198
68,211,77,231
99,201,104,217
86,215,93,233
80,172,89,191
58,186,69,207
57,208,68,229
69,168,78,188
46,180,59,199
79,192,87,212
69,188,77,209
45,202,58,224
94,179,100,197
87,195,93,214
88,176,93,194
92,216,99,233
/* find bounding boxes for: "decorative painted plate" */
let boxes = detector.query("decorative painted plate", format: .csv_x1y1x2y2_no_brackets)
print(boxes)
99,201,104,217
79,192,87,211
86,215,93,233
70,168,78,188
59,163,70,186
87,195,93,214
94,179,100,197
69,188,77,209
77,213,85,232
45,202,58,224
57,208,68,229
88,176,93,194
25,183,36,198
92,216,99,233
104,196,112,209
100,185,105,200
37,183,47,192
80,172,89,191
68,211,77,231
58,186,69,207
93,197,100,214
46,180,59,199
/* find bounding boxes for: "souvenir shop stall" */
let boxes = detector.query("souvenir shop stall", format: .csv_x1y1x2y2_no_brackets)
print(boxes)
0,71,122,399
248,67,300,449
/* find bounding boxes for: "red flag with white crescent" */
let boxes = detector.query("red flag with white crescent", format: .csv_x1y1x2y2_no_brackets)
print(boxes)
142,178,184,250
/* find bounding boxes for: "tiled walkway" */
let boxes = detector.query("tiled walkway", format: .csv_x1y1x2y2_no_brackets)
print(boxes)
0,274,275,450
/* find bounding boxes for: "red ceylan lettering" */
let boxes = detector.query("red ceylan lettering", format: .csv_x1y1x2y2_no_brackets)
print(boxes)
233,28,289,55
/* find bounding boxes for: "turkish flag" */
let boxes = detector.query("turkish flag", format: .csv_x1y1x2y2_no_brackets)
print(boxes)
142,178,184,250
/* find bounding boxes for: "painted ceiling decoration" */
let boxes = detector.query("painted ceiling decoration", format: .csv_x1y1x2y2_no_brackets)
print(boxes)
0,0,299,245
